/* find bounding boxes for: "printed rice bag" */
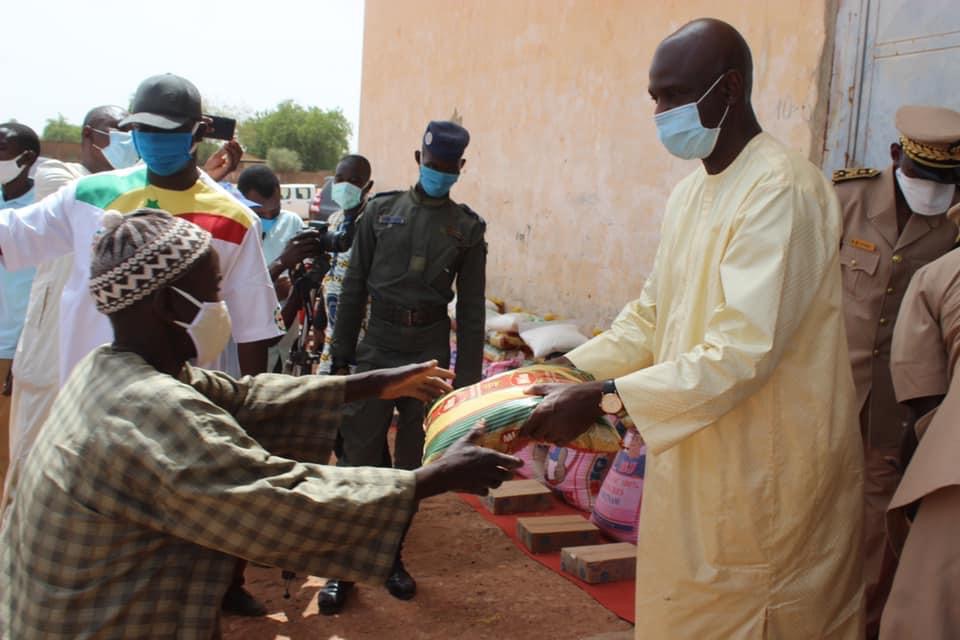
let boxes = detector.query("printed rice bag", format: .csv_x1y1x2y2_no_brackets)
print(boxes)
482,343,512,362
590,430,646,542
422,364,622,464
513,442,542,479
546,447,613,511
483,354,527,379
515,442,613,512
487,331,528,351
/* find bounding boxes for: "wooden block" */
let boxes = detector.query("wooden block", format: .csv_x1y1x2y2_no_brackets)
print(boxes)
516,515,601,554
481,479,554,515
560,542,637,584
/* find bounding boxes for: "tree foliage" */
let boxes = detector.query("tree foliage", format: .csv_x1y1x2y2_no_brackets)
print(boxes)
240,101,350,171
42,114,82,143
266,147,303,173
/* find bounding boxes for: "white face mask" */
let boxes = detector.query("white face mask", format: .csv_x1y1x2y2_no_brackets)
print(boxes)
171,286,232,367
0,152,26,185
94,129,141,170
896,168,956,216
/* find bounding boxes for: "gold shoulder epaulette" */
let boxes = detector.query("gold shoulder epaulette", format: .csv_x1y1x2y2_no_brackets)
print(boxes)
832,167,880,184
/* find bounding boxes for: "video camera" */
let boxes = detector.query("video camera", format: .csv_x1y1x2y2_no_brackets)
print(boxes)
289,217,362,288
285,215,360,374
289,221,333,291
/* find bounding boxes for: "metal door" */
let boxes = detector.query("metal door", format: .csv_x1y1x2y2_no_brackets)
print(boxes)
824,0,960,172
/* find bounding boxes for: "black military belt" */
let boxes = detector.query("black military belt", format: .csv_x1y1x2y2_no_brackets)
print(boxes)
371,300,448,327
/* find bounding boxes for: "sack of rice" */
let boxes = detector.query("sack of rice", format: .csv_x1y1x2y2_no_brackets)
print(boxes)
518,321,589,358
591,430,646,541
515,442,614,512
422,364,622,464
487,331,528,351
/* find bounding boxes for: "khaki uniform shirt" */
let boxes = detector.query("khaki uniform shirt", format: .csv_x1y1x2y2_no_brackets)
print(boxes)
836,165,959,448
883,249,960,638
889,248,960,524
0,346,416,639
890,247,960,408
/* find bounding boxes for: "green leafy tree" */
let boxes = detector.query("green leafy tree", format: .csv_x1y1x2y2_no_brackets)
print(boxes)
242,101,350,171
266,147,303,173
42,114,82,143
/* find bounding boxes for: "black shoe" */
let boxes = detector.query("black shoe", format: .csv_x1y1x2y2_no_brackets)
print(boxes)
385,562,417,600
221,585,268,617
318,579,354,616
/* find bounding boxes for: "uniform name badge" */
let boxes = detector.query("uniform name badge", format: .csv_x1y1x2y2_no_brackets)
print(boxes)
378,214,406,225
850,238,877,252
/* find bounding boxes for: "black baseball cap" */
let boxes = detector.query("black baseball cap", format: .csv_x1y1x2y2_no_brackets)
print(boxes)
119,74,203,130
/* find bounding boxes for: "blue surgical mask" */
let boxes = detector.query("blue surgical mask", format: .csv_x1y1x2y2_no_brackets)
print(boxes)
94,129,140,170
654,73,730,160
332,181,363,210
419,164,459,198
132,125,198,176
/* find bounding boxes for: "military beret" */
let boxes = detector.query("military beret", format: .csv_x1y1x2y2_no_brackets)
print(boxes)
896,105,960,169
423,120,470,162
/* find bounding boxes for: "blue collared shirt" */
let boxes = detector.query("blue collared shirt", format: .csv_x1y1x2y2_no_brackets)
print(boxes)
0,186,37,358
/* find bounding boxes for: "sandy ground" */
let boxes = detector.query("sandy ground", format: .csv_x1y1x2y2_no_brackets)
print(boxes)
222,493,633,640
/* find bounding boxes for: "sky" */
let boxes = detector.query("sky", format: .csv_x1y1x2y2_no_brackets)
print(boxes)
3,0,365,148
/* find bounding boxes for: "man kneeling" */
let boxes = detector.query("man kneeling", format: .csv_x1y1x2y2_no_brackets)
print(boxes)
0,208,519,639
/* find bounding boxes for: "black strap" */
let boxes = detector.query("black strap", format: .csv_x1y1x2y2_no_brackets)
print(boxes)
370,299,448,327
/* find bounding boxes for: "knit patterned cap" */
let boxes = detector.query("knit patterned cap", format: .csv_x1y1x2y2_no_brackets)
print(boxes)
90,208,212,314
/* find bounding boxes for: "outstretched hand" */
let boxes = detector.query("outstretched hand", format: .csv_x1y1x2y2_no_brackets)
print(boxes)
414,420,524,500
378,360,455,402
519,381,604,446
203,140,243,182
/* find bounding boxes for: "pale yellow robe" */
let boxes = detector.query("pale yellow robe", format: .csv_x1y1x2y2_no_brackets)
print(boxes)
568,133,865,639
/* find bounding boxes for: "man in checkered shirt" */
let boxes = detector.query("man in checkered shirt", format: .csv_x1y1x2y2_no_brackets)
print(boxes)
0,209,519,639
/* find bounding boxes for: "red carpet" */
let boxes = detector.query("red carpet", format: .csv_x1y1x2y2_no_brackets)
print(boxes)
458,493,635,623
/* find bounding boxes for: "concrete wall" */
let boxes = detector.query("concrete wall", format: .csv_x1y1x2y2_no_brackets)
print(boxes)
38,141,82,163
359,0,835,330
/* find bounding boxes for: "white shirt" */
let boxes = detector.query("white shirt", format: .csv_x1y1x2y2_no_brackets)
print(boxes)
0,165,282,383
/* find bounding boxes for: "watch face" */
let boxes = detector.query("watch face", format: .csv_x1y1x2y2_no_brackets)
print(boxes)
600,393,623,415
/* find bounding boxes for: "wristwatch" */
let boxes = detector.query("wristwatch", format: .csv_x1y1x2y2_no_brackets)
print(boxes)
599,379,624,415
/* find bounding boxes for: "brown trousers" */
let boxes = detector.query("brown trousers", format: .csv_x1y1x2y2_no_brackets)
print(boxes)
861,400,901,639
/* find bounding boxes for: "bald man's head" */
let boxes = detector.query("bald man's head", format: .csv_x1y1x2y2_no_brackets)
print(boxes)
649,18,754,114
81,105,132,173
648,19,762,169
666,19,752,97
83,105,129,132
